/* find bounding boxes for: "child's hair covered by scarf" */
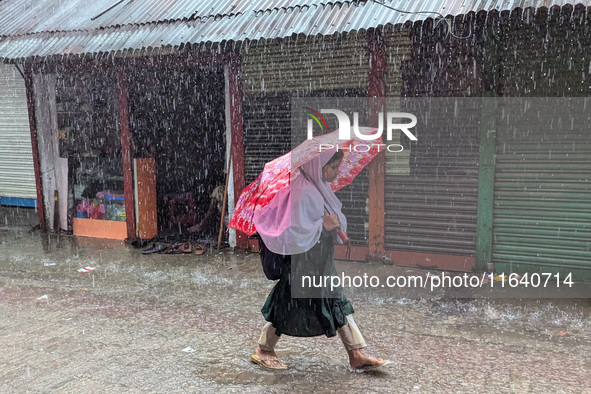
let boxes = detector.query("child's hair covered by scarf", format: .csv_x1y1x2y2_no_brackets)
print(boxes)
254,148,347,255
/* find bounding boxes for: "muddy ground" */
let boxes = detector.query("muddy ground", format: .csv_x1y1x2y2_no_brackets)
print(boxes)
0,207,590,393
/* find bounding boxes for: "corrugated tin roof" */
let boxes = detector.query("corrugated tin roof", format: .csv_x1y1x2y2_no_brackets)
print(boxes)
0,0,589,60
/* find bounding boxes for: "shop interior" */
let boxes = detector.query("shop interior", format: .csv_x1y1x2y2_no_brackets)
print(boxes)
55,59,226,239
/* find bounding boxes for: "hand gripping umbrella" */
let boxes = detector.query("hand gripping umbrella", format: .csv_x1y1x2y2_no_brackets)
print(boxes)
229,127,382,240
298,165,353,259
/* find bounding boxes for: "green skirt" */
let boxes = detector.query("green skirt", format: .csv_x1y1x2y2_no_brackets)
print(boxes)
261,230,354,338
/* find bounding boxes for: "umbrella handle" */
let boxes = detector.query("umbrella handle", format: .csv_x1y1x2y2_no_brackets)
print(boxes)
333,224,351,260
321,194,351,260
324,209,350,244
337,229,350,244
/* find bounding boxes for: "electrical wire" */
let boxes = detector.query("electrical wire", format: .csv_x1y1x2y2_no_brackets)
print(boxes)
370,0,472,39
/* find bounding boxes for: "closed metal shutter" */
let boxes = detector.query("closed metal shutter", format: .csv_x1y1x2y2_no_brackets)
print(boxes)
385,24,479,256
384,98,480,255
242,91,292,185
335,167,369,246
492,98,591,279
493,7,591,279
241,33,370,245
0,64,36,203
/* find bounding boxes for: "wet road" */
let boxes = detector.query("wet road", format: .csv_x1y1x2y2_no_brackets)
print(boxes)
1,228,590,393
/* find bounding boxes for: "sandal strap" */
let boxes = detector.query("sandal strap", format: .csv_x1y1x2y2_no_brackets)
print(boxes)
262,357,285,368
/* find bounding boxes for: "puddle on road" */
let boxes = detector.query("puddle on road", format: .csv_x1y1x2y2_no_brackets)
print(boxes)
1,231,590,391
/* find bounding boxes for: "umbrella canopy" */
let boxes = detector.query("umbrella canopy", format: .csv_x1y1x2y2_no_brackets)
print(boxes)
229,127,381,236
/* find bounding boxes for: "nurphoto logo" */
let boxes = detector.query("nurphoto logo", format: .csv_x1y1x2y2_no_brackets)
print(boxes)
304,107,418,153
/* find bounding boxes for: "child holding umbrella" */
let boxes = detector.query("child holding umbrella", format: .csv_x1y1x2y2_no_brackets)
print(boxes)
250,147,388,370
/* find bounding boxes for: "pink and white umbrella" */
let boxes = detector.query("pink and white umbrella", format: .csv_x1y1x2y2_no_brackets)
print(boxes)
229,127,381,236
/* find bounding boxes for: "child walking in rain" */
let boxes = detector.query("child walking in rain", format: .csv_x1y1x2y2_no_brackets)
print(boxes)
251,148,388,370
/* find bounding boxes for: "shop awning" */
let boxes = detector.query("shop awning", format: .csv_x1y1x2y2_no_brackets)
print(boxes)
0,0,588,60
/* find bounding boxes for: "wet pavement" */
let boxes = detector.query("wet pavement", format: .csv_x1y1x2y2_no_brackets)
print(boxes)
1,209,590,393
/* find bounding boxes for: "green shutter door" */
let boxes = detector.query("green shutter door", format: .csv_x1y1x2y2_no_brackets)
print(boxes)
492,98,591,281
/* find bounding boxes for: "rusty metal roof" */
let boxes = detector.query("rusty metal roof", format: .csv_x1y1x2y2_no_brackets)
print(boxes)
0,0,589,60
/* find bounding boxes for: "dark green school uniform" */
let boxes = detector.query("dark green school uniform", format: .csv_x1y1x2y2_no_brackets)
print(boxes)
261,229,354,338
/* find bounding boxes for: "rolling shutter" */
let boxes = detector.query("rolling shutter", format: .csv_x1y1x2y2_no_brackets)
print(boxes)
241,33,370,245
0,64,36,203
384,98,480,256
493,7,591,280
492,98,591,279
385,23,479,256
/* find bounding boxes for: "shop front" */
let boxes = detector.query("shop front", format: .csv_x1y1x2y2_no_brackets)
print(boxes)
29,53,226,241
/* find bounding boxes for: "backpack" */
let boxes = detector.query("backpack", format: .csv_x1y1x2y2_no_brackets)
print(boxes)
259,238,289,280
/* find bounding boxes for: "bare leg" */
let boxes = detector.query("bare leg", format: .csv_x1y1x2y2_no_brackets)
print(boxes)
255,346,281,363
347,348,387,369
253,322,286,369
338,315,387,369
